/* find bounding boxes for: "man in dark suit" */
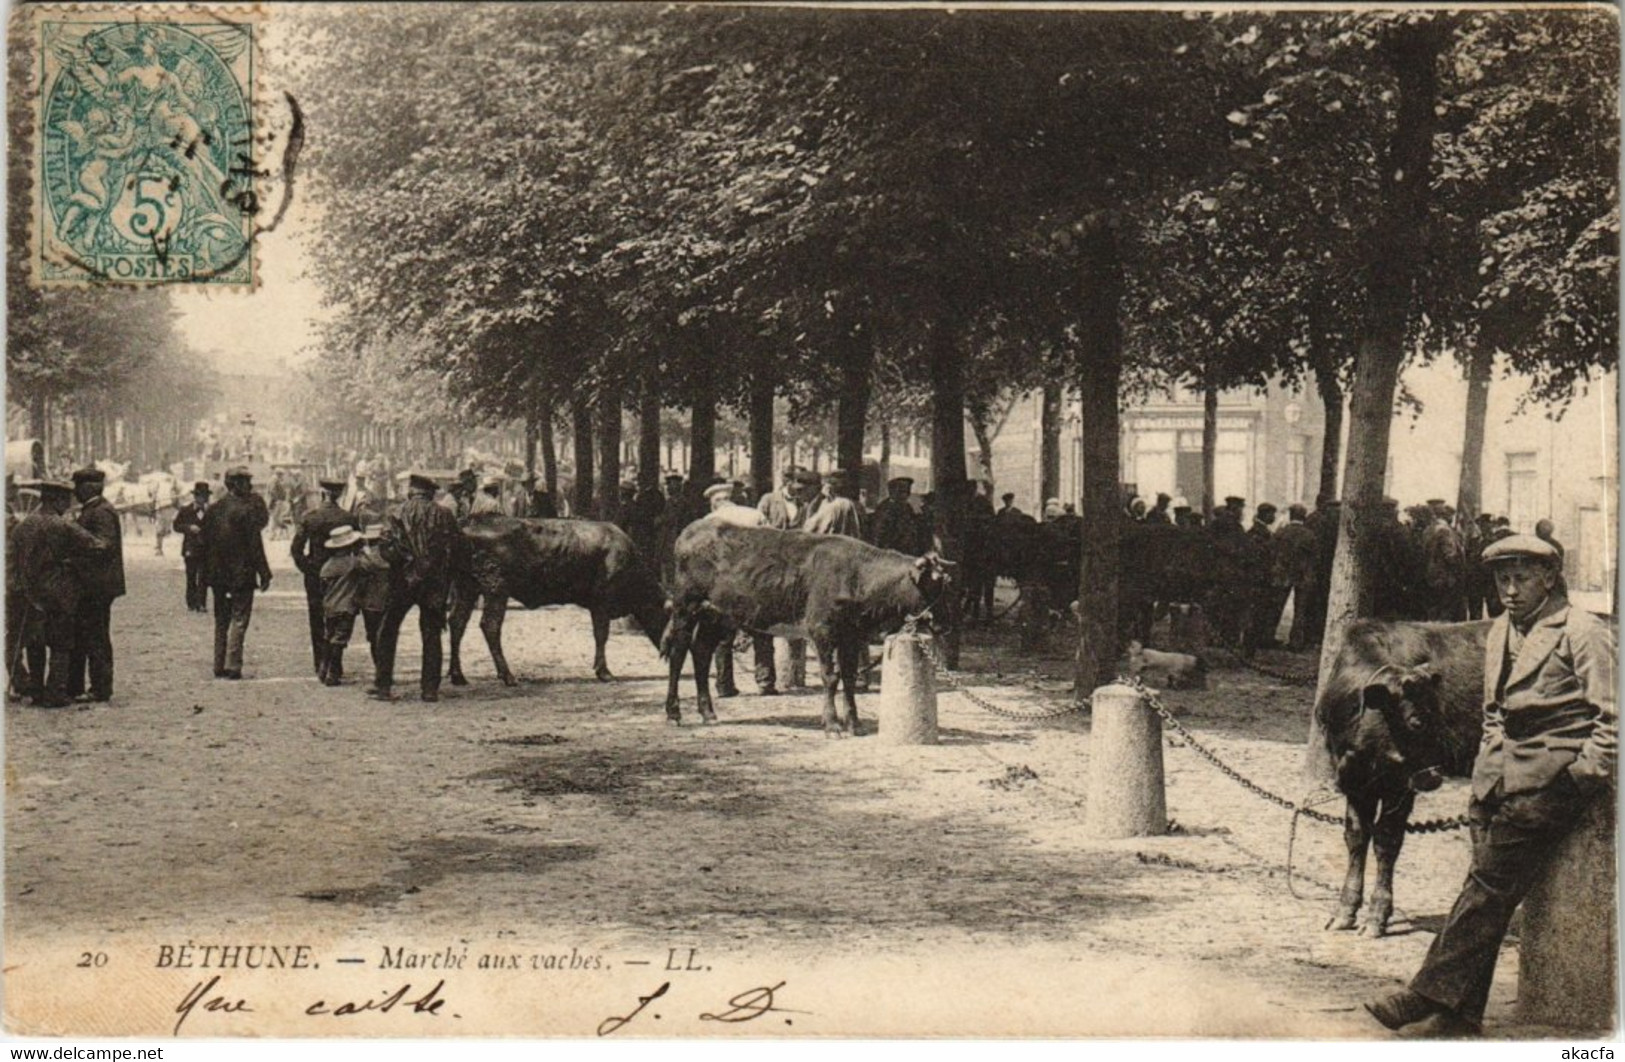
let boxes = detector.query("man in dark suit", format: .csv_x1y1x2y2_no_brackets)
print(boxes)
173,482,212,612
1367,534,1615,1035
200,467,273,679
290,478,354,677
1271,504,1319,650
66,467,124,703
9,481,109,707
371,472,462,702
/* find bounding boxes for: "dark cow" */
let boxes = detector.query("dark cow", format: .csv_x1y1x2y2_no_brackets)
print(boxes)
663,521,952,736
448,515,668,686
1315,619,1491,937
962,513,1077,624
1118,521,1242,646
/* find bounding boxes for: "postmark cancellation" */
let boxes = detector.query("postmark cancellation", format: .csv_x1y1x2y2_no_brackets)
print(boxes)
29,6,263,287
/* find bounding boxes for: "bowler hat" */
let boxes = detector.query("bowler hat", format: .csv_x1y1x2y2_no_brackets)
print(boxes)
318,478,347,493
1482,534,1560,566
325,525,364,550
71,467,105,485
192,481,211,495
407,472,439,493
1256,502,1278,517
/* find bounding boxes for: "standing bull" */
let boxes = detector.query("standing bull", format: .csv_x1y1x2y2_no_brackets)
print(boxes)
448,515,668,686
1315,619,1491,937
663,522,952,736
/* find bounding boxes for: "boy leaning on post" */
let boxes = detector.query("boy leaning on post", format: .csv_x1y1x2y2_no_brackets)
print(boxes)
1365,533,1615,1036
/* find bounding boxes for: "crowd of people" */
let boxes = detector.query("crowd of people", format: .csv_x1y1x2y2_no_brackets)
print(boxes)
5,450,1573,709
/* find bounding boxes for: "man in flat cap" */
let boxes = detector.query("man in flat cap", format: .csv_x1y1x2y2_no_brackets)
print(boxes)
870,476,925,555
9,481,109,707
372,472,462,702
291,476,356,677
470,474,505,517
66,467,123,702
173,482,213,612
1367,534,1616,1035
804,468,863,538
200,467,273,679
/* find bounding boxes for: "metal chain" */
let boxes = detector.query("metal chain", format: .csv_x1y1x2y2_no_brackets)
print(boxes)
1123,676,1470,833
910,627,1087,721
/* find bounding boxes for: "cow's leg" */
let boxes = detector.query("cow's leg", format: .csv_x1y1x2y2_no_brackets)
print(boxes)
689,617,721,724
814,640,842,737
1327,793,1377,931
1362,790,1415,938
663,611,695,725
447,582,474,686
480,594,516,686
590,606,613,682
836,634,861,737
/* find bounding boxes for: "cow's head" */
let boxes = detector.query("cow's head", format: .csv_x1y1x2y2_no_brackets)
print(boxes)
909,553,956,631
1357,663,1448,791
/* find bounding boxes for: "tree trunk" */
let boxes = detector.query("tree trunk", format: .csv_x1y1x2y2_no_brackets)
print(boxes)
1201,364,1219,518
749,370,775,500
571,397,593,517
1041,383,1062,504
929,322,969,668
689,374,717,488
1308,21,1443,779
596,392,623,523
837,353,871,497
31,392,48,466
1457,340,1493,520
970,413,996,488
638,390,662,493
540,406,559,496
1308,296,1345,503
1073,217,1125,699
879,421,891,484
523,412,538,483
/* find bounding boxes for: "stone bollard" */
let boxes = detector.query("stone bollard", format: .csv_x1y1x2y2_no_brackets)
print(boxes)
1517,795,1617,1031
1085,683,1167,838
878,632,937,745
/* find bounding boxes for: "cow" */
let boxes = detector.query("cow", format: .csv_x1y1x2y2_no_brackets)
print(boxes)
662,521,952,736
962,513,1077,625
1314,619,1491,937
447,515,668,686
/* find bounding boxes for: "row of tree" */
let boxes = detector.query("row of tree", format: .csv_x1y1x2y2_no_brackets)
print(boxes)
289,7,1615,695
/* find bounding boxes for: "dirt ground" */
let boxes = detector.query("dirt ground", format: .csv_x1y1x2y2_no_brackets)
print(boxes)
0,533,1578,1038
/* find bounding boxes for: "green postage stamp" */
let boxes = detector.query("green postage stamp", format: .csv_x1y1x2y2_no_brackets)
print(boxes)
31,7,262,287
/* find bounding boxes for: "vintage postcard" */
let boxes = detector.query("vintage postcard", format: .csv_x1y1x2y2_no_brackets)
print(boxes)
4,0,1618,1044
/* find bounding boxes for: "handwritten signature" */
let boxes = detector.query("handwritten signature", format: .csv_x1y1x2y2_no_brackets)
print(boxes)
174,976,450,1035
598,980,798,1036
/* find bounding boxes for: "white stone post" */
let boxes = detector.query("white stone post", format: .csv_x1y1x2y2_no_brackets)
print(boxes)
878,632,937,745
1085,683,1167,838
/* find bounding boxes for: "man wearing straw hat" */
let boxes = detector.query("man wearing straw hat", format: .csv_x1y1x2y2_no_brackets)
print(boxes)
317,524,388,686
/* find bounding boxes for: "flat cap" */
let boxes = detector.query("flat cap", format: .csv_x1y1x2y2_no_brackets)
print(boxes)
703,482,734,502
1256,502,1278,516
71,467,106,484
826,468,854,484
1482,533,1560,566
407,472,440,493
795,469,822,486
887,476,914,489
1224,495,1245,507
34,479,74,499
1426,498,1447,507
224,465,252,481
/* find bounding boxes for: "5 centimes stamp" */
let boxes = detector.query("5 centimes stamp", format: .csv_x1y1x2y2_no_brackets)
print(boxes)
31,7,262,287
